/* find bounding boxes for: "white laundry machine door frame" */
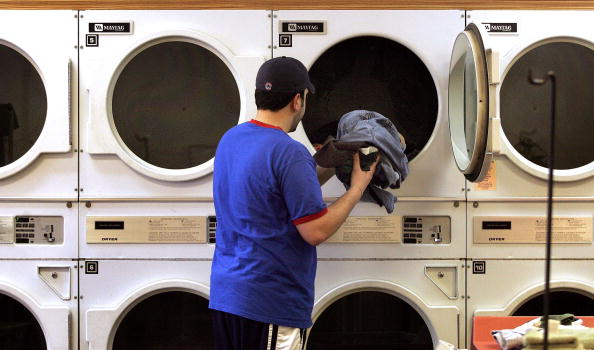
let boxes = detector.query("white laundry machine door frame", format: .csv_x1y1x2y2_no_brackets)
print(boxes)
0,10,76,200
80,259,212,350
313,260,465,348
0,260,77,350
79,10,270,201
449,10,594,199
273,10,467,200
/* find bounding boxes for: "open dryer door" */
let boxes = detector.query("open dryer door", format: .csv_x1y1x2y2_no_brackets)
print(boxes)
448,23,499,182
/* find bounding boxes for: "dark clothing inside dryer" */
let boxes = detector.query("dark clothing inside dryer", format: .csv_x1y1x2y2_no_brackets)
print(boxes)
314,110,409,213
0,104,19,166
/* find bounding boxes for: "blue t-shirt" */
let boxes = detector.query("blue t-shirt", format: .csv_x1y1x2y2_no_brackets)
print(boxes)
209,119,327,328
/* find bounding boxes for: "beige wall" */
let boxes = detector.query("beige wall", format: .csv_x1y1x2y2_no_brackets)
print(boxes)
0,0,593,10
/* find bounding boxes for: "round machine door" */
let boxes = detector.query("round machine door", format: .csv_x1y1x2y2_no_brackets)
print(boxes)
308,291,433,349
499,40,594,180
111,291,213,349
512,290,594,316
0,41,70,180
301,35,438,162
448,23,491,182
0,292,46,349
88,32,262,181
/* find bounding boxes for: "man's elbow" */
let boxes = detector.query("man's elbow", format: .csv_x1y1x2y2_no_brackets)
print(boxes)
299,228,328,246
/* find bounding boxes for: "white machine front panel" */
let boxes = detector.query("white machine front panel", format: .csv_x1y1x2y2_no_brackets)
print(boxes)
79,259,211,350
79,201,216,259
79,10,270,199
0,11,77,199
315,260,464,348
467,259,594,347
318,200,465,259
0,201,77,259
468,201,594,259
467,11,594,199
0,260,78,350
274,10,466,199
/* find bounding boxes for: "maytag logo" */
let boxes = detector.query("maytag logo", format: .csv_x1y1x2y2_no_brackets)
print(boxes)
280,21,326,34
489,237,505,241
89,22,132,34
483,22,517,33
102,237,118,241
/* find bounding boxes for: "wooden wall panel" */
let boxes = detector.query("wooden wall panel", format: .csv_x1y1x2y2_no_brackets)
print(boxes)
0,0,593,10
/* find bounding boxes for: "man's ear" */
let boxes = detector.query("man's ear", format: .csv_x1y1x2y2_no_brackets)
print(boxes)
291,93,302,110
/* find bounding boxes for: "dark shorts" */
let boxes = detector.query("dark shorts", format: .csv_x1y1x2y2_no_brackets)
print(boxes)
211,309,307,350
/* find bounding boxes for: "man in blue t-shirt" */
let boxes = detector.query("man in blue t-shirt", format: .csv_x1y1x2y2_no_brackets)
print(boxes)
209,56,379,350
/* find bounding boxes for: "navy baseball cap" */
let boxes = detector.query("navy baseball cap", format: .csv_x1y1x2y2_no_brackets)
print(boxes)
255,56,315,94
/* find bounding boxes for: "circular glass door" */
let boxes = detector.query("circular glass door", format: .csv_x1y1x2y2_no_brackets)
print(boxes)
112,291,213,349
0,293,46,349
513,290,594,315
308,291,433,350
112,40,240,170
0,44,47,168
501,41,594,170
302,36,437,161
448,24,489,182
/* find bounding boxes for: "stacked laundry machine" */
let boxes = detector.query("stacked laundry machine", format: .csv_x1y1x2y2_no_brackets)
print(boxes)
1,8,592,350
0,10,79,350
273,10,468,349
447,10,594,347
76,10,269,350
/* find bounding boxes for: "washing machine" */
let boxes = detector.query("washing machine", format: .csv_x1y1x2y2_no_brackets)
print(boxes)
467,259,594,347
447,10,594,259
79,259,212,350
0,260,77,350
79,10,269,200
307,260,464,349
0,11,78,259
272,10,467,261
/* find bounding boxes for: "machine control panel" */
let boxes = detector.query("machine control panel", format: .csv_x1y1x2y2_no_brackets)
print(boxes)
402,216,451,244
0,216,64,244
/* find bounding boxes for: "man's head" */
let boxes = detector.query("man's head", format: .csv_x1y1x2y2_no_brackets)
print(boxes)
254,57,315,132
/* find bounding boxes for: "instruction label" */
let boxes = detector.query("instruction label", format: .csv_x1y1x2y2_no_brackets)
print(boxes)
474,216,592,244
327,216,401,243
0,217,14,243
475,160,496,191
87,216,206,244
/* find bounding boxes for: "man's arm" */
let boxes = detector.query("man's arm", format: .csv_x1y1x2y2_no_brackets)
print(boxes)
297,153,379,246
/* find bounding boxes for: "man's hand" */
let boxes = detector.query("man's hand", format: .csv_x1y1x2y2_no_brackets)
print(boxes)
349,152,380,196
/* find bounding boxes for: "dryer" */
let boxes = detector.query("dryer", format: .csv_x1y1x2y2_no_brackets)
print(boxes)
80,259,212,350
272,10,467,261
0,11,78,259
0,10,77,200
79,10,269,201
0,260,77,350
309,260,464,349
78,10,270,259
467,259,594,347
447,10,594,259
